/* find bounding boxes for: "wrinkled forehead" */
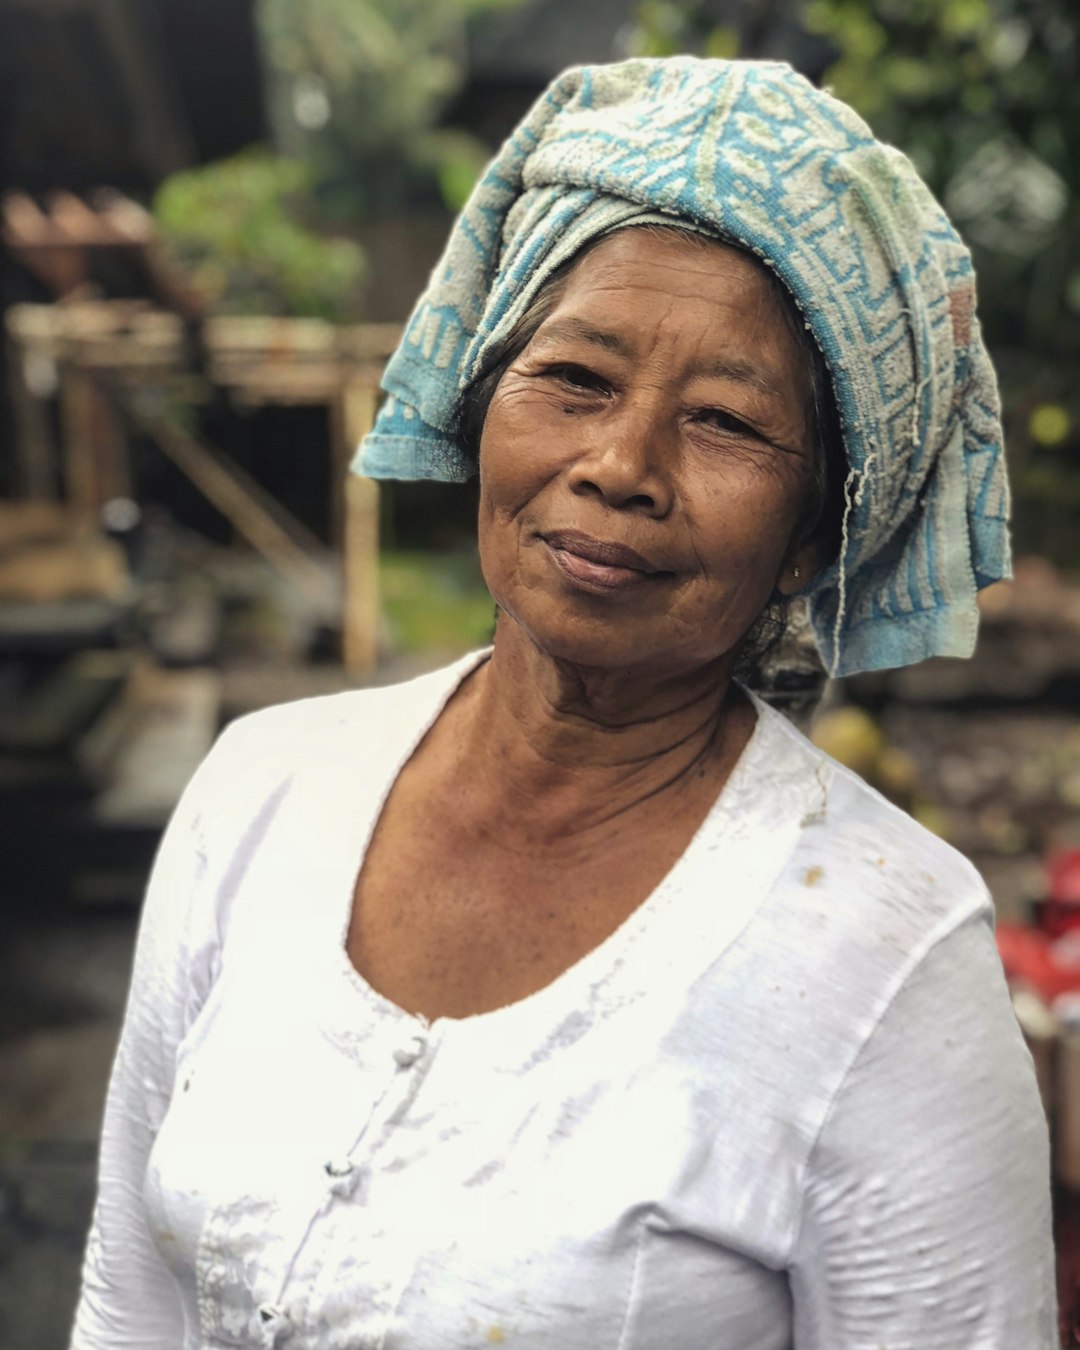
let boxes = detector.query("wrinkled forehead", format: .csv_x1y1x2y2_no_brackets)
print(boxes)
477,208,806,374
524,225,814,393
552,224,810,338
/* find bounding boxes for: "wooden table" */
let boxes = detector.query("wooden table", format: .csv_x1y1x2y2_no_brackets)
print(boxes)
5,302,401,674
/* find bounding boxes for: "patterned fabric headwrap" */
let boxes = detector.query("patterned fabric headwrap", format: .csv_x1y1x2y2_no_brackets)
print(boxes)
354,57,1011,678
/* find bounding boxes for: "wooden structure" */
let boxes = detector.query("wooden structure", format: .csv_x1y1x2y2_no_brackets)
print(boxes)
5,301,400,674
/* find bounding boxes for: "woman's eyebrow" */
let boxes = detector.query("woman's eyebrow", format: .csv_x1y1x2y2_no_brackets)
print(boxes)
532,317,630,354
533,318,786,399
694,357,785,399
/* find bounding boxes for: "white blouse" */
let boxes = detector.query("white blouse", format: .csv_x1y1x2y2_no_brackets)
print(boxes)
71,651,1057,1350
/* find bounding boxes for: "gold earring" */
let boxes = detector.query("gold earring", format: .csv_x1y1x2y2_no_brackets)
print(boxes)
793,565,802,579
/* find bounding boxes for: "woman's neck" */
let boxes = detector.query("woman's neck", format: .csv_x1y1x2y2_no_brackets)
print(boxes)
451,619,756,845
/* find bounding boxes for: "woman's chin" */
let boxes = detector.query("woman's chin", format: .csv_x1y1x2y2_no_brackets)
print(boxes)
496,606,736,684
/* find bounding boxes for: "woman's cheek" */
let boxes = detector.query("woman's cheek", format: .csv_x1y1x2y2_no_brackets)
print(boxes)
481,415,568,515
689,463,805,558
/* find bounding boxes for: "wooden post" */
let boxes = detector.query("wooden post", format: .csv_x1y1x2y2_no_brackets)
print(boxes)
88,366,133,504
327,371,351,553
1059,1032,1080,1188
59,365,102,524
339,377,381,676
6,335,57,498
59,361,132,520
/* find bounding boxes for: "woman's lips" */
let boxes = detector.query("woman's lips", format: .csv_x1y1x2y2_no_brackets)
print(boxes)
540,529,671,592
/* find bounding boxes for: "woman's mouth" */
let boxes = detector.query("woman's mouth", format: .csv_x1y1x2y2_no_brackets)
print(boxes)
540,530,671,592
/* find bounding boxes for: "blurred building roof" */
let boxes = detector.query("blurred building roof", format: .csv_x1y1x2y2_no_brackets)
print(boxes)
469,0,832,80
458,0,834,145
0,0,265,195
468,0,641,81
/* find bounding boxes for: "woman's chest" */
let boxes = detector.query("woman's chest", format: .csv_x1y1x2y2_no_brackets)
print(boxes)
346,775,703,1023
348,846,651,1025
145,976,796,1350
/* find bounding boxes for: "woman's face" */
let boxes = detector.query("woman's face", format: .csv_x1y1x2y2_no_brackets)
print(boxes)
477,228,820,679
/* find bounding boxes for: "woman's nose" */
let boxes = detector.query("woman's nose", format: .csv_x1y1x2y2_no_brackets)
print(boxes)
565,415,674,516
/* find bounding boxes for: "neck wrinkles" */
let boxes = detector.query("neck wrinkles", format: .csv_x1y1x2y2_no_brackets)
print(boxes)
456,624,754,842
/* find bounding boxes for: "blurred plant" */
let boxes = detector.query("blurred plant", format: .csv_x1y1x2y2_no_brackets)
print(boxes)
154,149,366,320
380,549,494,653
626,1,739,58
258,0,515,216
153,0,523,320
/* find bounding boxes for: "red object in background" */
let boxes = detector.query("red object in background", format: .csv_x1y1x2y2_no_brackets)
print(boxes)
996,922,1080,1003
995,853,1080,998
1050,852,1080,905
997,849,1080,1346
1043,851,1080,937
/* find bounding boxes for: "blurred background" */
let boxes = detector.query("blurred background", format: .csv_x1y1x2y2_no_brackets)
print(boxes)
0,1,1078,1345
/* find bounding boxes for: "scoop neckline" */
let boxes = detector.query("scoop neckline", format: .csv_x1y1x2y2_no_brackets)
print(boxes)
321,647,778,1046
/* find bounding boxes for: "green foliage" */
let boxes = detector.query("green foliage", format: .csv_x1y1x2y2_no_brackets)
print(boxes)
1030,404,1071,448
153,0,524,319
627,2,734,57
410,129,496,213
154,149,366,320
257,0,512,213
380,549,494,652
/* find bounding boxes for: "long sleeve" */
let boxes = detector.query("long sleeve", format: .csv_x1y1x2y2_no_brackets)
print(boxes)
70,725,240,1349
790,908,1058,1348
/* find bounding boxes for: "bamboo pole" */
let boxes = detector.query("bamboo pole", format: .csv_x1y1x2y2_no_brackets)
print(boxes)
59,366,102,524
6,336,57,498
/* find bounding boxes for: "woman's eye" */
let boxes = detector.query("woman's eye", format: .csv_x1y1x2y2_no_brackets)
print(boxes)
546,363,608,393
695,407,759,439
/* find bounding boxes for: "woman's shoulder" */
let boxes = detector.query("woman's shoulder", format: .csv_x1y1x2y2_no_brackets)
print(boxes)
678,698,994,1060
167,651,487,859
752,697,989,924
690,702,1010,1174
728,700,996,1045
202,650,485,779
227,650,484,748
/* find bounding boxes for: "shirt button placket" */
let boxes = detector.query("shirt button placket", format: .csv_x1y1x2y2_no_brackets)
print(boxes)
318,1030,429,1212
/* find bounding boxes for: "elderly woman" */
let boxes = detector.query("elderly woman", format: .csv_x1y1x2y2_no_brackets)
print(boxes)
73,57,1055,1350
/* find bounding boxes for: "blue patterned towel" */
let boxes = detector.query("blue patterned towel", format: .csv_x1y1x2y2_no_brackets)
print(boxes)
354,57,1010,678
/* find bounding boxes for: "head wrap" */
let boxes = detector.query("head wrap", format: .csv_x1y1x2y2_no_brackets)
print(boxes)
354,57,1011,678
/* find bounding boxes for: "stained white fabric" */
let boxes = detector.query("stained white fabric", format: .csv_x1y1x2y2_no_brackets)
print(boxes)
71,651,1056,1350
